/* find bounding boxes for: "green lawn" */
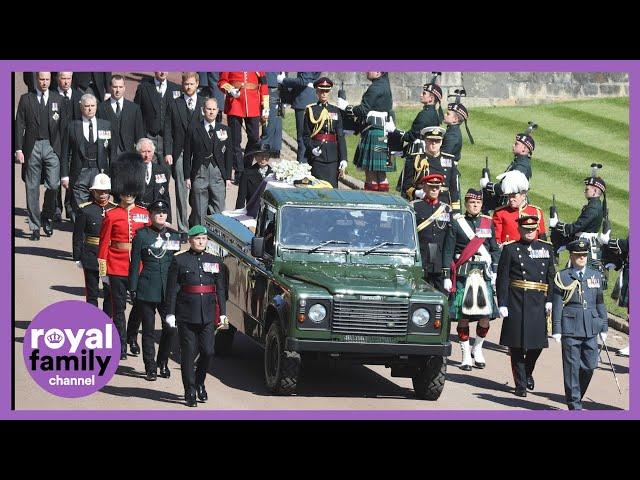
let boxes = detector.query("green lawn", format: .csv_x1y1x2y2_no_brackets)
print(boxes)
283,98,629,317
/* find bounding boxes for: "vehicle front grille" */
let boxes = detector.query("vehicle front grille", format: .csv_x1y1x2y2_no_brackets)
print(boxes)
332,299,409,336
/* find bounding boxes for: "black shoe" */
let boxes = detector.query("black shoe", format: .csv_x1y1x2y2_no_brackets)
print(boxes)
514,387,527,397
128,340,140,356
158,361,170,378
185,391,198,407
43,219,53,237
146,370,157,381
459,364,472,371
196,384,208,402
30,230,40,241
54,212,62,223
120,352,127,360
526,375,535,391
69,211,77,223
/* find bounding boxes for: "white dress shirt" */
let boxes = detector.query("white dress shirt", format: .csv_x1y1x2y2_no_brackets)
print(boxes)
37,89,49,106
155,79,166,96
111,97,123,115
82,116,98,143
184,93,197,110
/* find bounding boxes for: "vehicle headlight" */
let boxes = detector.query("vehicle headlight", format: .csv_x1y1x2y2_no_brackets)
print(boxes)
412,308,430,327
308,304,327,324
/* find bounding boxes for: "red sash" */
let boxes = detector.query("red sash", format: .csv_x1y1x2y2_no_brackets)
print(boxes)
450,216,491,294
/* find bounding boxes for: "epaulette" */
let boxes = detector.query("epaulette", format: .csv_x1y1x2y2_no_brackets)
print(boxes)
453,213,463,220
305,103,315,110
174,249,186,256
502,240,516,246
481,214,493,219
79,201,92,208
538,239,553,245
441,152,454,159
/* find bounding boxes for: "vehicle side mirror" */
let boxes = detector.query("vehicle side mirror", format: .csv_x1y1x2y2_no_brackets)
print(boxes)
252,237,265,258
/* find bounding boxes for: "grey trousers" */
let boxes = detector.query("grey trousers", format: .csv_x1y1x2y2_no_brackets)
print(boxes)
189,163,226,227
25,140,60,231
173,152,189,234
561,335,598,410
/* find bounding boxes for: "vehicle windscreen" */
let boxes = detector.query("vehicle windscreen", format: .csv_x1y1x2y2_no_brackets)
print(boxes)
279,206,416,251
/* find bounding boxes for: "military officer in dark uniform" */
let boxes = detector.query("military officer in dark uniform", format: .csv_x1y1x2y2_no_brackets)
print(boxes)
480,125,535,214
302,77,348,188
550,176,605,262
412,173,452,293
551,239,608,410
165,225,228,407
398,82,442,146
401,126,460,214
72,173,116,315
497,215,555,397
599,232,629,356
441,102,468,167
129,200,181,381
443,189,500,370
235,143,273,209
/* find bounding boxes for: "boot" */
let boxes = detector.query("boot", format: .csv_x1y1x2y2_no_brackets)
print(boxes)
472,337,486,369
460,340,473,371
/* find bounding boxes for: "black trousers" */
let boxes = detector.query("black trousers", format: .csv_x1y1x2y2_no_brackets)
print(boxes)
125,303,140,343
108,275,129,353
137,300,176,373
425,272,446,295
294,108,307,163
178,321,214,394
228,115,260,173
509,347,542,389
83,268,112,317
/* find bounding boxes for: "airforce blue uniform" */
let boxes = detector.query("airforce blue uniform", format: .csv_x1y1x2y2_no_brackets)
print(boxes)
552,265,608,410
281,72,321,162
259,72,283,155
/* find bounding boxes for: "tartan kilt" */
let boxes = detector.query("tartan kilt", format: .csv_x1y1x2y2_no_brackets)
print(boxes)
450,274,498,321
353,126,395,172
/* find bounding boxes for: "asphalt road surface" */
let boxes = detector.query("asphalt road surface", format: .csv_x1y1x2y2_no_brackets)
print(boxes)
12,72,630,411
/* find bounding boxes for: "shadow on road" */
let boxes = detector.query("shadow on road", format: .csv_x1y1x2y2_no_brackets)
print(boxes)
532,391,623,410
50,285,85,297
14,321,30,330
446,371,513,393
100,384,185,405
449,334,509,354
596,360,629,375
15,336,24,344
13,228,29,239
474,392,562,410
14,246,73,260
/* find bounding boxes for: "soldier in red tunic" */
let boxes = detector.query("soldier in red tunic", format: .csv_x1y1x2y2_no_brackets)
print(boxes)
218,72,269,181
492,170,546,245
98,153,149,359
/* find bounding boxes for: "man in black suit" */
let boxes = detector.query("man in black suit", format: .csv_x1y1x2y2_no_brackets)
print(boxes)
137,138,172,222
235,143,272,209
164,72,204,239
15,72,66,240
60,93,113,216
24,72,58,93
97,74,144,157
53,72,83,221
134,71,181,167
72,72,112,102
183,98,233,227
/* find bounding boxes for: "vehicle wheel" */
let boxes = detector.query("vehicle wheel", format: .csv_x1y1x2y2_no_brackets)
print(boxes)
214,325,235,357
412,356,446,400
264,322,301,395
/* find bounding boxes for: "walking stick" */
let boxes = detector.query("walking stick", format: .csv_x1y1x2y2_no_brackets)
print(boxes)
599,332,622,395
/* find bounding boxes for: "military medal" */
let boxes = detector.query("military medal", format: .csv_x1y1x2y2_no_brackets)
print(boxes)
51,102,58,112
132,213,149,223
441,157,452,168
173,91,181,99
216,130,228,141
52,112,59,121
203,262,220,273
155,173,167,183
165,240,180,251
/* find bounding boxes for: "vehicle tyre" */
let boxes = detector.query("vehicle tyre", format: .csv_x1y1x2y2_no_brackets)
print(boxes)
264,321,301,395
412,355,446,400
214,325,235,357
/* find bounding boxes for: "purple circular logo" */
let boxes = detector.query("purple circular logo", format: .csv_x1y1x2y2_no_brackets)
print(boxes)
23,301,120,398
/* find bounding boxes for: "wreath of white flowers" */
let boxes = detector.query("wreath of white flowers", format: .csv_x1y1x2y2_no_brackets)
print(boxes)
272,159,314,184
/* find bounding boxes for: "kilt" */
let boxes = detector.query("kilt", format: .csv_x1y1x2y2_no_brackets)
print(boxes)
450,275,498,321
353,126,395,172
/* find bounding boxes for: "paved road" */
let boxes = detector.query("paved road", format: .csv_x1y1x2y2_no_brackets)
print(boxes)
12,72,630,411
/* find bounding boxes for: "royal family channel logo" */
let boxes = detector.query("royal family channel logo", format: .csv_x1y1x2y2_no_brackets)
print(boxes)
23,301,120,398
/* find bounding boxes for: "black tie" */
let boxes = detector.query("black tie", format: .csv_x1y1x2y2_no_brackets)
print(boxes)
579,271,583,281
63,91,69,99
208,124,214,139
89,122,94,143
40,94,46,110
187,98,193,110
115,101,121,116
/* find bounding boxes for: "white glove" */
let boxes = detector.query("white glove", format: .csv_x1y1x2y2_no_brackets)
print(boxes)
217,315,229,330
75,261,83,269
276,72,285,84
414,189,426,200
552,333,562,343
545,302,552,315
165,314,177,328
499,306,509,318
443,278,452,292
311,146,322,157
480,173,490,188
229,88,240,98
598,229,611,245
339,160,348,171
336,97,349,111
605,263,617,270
261,108,269,118
549,213,559,228
598,332,608,345
490,272,497,286
384,116,396,133
101,276,110,286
